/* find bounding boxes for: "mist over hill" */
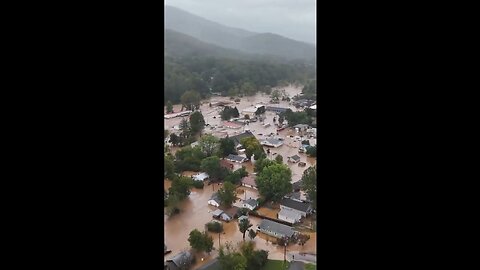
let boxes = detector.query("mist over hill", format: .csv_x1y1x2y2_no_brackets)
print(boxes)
165,5,315,63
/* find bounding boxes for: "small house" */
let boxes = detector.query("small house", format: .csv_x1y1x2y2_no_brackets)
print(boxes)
208,193,221,207
260,138,284,148
278,208,303,224
226,154,248,163
229,131,255,149
288,155,301,163
223,121,243,129
212,209,232,222
242,198,259,211
266,106,288,114
220,159,234,171
280,197,313,218
257,219,296,239
192,172,209,181
165,250,194,270
241,176,257,189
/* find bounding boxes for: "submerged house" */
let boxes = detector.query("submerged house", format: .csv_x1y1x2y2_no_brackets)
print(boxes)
241,176,257,189
278,208,303,224
226,154,248,163
280,197,313,218
208,193,221,207
242,198,259,211
266,106,288,114
212,209,232,222
260,138,284,148
257,219,296,239
288,155,301,163
229,131,255,149
165,250,194,270
192,172,209,181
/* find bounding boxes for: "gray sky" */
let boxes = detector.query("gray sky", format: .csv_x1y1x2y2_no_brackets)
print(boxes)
164,0,316,45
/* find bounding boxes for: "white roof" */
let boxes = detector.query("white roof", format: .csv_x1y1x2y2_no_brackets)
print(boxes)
278,208,303,220
193,172,209,181
309,105,317,109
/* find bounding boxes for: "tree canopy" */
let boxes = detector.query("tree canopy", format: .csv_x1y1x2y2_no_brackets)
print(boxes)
256,163,292,202
188,229,214,253
189,111,205,135
301,165,317,209
217,181,237,208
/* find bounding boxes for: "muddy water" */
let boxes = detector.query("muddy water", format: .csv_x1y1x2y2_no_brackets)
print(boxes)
164,85,317,267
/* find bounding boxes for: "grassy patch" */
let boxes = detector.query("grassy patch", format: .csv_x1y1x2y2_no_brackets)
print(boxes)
305,263,316,270
262,259,289,270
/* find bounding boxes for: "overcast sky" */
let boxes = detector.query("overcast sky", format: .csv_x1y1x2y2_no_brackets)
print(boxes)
164,0,316,45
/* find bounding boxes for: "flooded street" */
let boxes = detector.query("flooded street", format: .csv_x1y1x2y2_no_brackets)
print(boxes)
164,85,316,267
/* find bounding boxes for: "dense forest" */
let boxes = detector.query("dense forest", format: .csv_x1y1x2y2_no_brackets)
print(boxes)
164,55,316,105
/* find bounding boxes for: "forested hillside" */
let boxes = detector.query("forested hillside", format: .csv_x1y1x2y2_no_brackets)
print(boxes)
164,56,315,104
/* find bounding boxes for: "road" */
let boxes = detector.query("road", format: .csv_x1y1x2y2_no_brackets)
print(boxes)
287,251,317,264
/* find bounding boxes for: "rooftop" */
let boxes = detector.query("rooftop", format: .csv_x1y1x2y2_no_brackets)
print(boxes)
280,197,311,212
226,154,247,162
167,250,193,267
244,198,258,207
258,219,296,238
278,208,303,220
229,131,255,146
289,155,301,161
241,176,256,187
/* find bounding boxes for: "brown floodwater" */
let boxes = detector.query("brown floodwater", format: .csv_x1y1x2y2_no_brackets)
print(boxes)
164,85,316,268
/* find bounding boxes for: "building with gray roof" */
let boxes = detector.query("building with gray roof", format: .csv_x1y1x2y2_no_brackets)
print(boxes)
257,219,296,239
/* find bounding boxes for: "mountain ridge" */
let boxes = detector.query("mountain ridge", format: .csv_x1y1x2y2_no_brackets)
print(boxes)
165,5,315,63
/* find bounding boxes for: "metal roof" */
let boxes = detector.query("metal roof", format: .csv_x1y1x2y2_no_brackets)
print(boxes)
258,219,295,238
280,197,311,213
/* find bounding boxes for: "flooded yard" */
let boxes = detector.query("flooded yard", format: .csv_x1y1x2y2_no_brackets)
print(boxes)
164,85,316,267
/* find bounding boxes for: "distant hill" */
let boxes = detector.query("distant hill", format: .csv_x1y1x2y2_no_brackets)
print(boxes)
165,5,255,50
239,33,316,63
165,5,315,63
164,29,249,60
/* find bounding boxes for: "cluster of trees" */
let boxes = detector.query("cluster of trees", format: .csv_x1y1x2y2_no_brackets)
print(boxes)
240,137,265,160
221,106,240,120
218,241,269,270
165,174,196,216
306,145,317,157
283,109,313,127
168,111,206,147
301,79,317,100
164,55,316,105
301,165,317,209
256,163,293,202
188,229,214,253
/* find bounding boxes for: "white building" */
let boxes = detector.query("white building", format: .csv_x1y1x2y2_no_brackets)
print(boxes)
192,172,209,181
278,208,303,224
208,193,221,207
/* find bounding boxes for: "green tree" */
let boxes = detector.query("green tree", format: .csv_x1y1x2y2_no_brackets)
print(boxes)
254,158,276,173
179,118,191,139
181,90,201,111
174,146,205,172
188,229,214,253
256,163,292,202
278,114,285,125
248,229,256,241
198,134,219,157
164,154,175,179
225,167,248,184
189,111,205,135
166,100,174,113
201,156,222,180
306,145,317,157
165,192,180,216
169,133,180,146
169,175,193,200
217,181,237,208
240,137,264,160
218,243,247,270
271,89,281,100
238,218,253,241
275,154,283,164
301,165,317,209
218,137,236,157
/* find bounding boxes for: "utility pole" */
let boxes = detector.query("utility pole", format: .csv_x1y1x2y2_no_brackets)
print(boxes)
218,232,221,248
